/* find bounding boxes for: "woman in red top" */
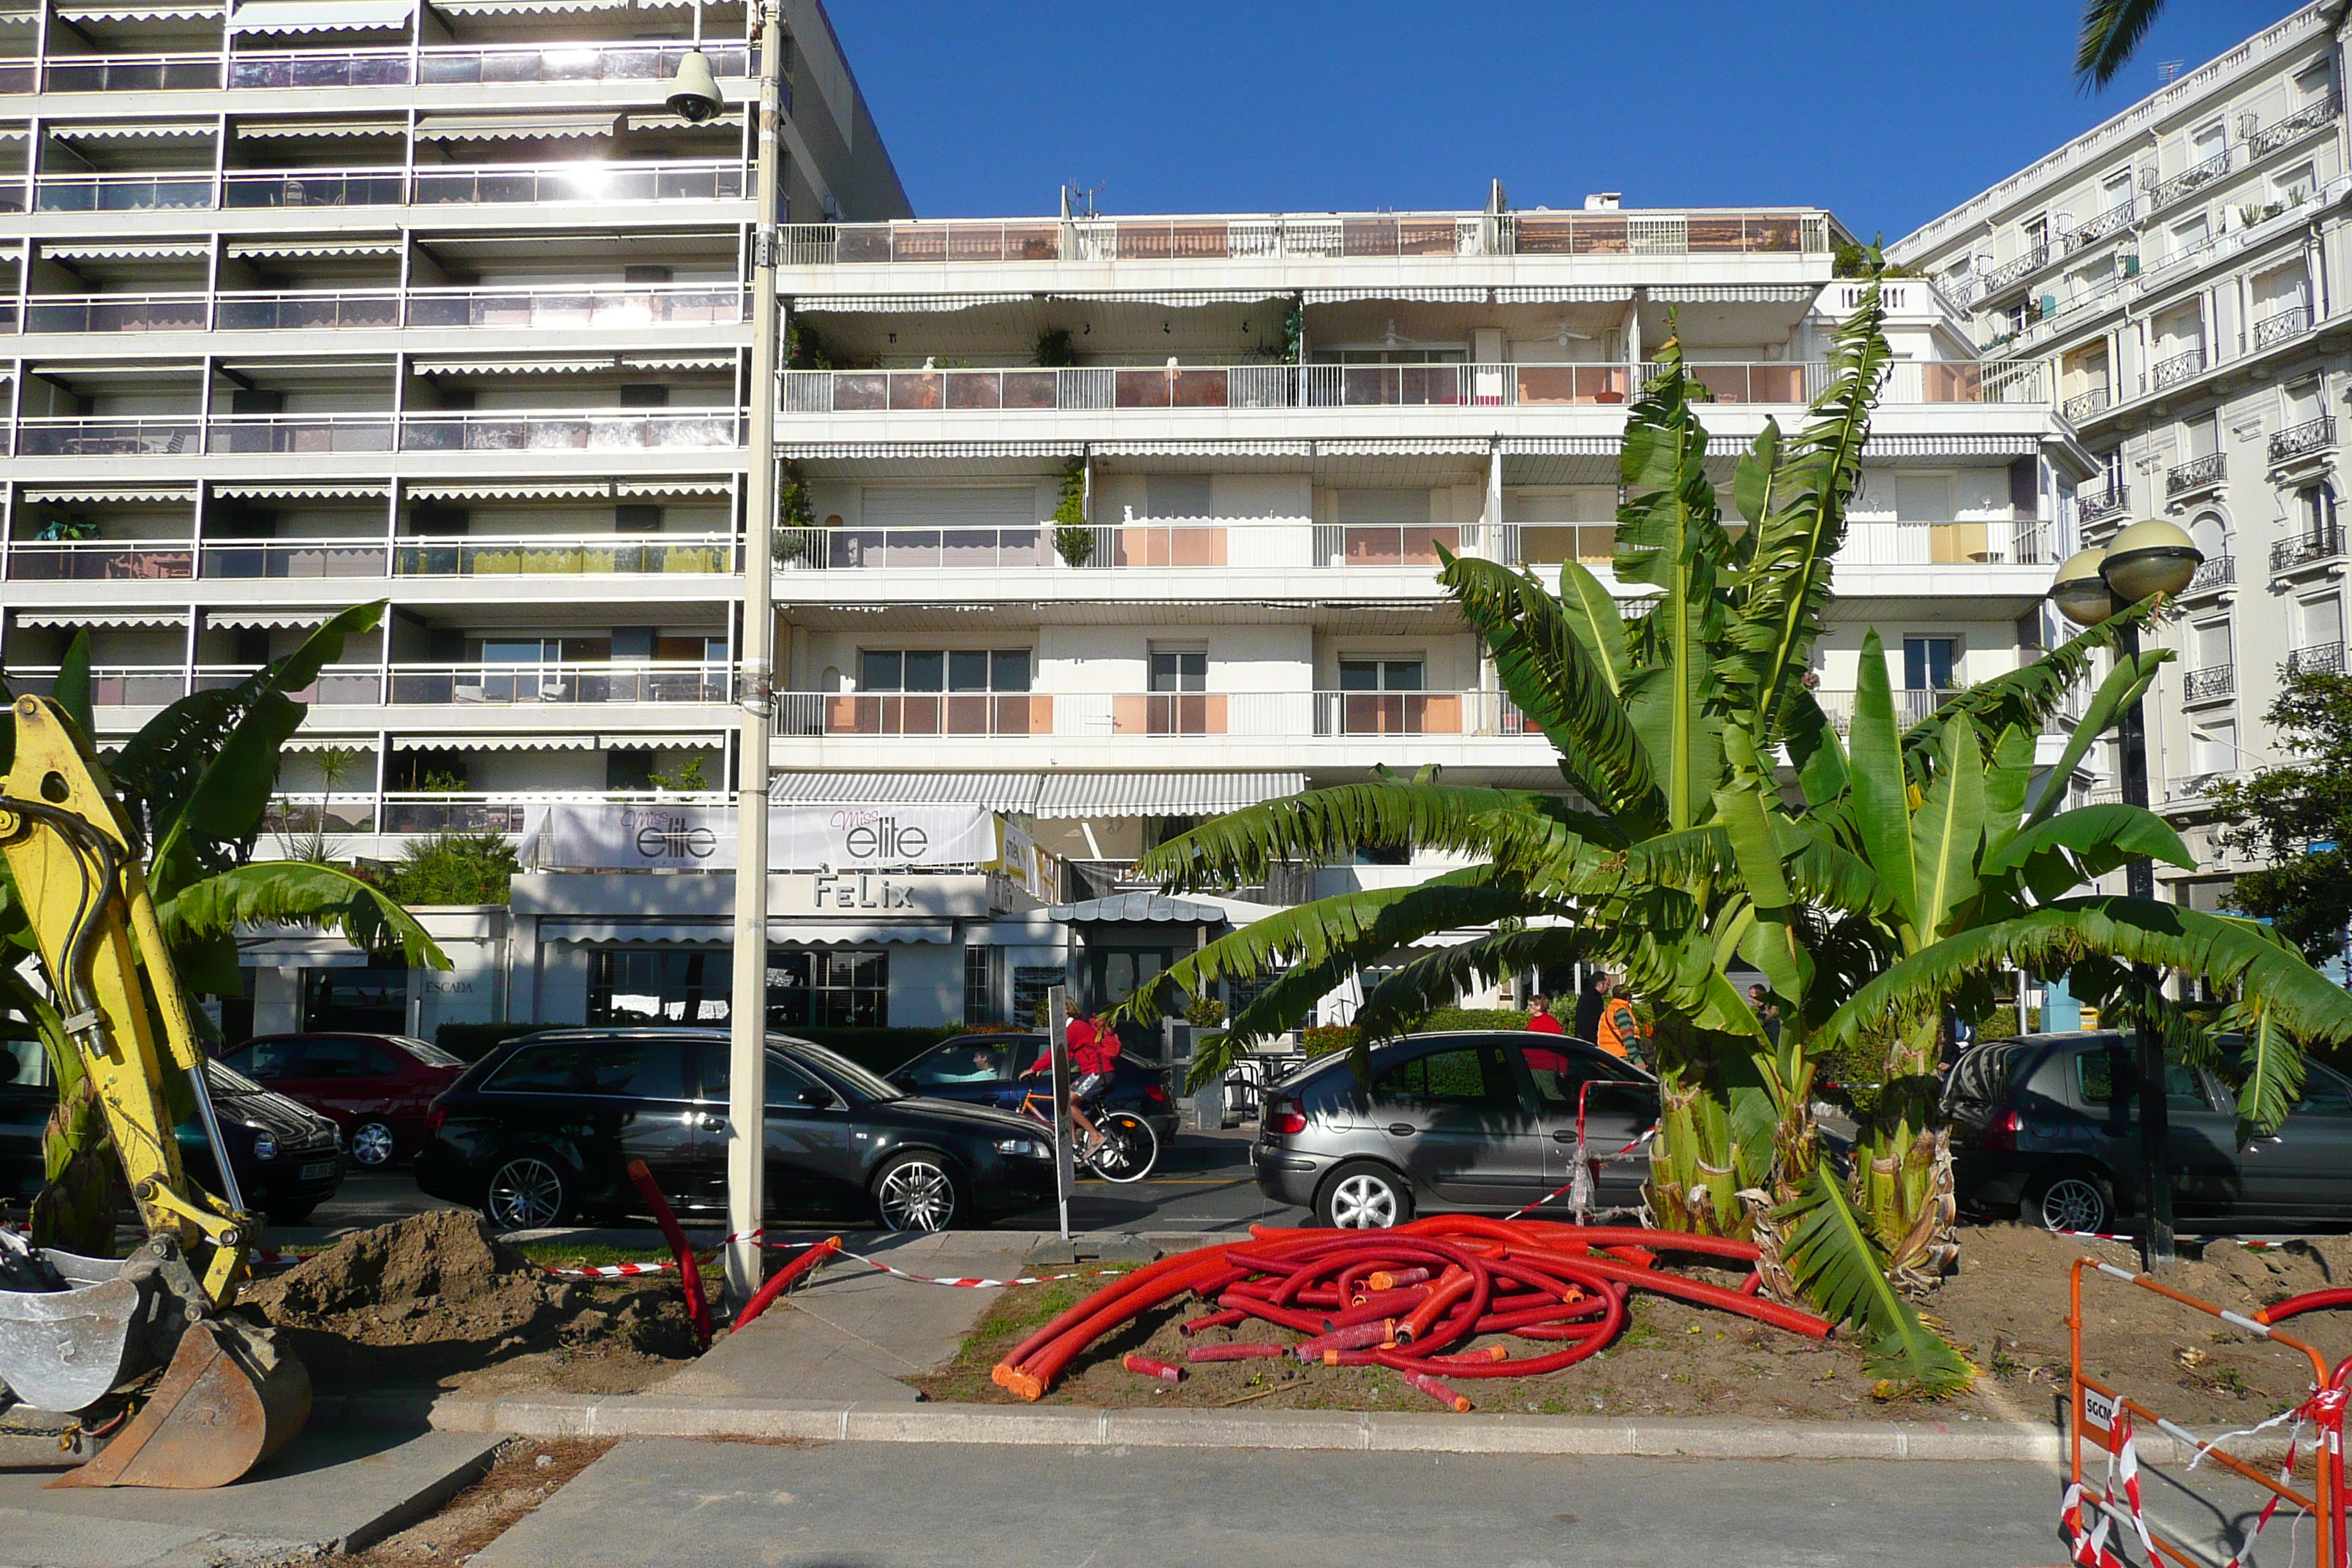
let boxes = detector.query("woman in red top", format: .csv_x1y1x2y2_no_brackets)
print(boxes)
1025,1012,1115,1151
1524,994,1565,1035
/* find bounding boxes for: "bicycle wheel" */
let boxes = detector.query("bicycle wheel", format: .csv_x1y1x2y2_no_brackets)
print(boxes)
1088,1112,1158,1184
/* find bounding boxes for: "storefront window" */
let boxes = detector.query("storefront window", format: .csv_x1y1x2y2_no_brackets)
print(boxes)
589,949,730,1025
766,949,888,1028
1012,965,1066,1028
301,965,408,1034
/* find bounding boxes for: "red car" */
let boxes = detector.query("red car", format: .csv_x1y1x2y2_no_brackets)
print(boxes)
220,1033,466,1169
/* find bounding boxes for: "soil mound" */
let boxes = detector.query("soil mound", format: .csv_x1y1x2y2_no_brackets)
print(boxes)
251,1210,534,1320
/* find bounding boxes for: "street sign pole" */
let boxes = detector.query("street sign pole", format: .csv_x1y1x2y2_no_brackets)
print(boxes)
1048,984,1072,1242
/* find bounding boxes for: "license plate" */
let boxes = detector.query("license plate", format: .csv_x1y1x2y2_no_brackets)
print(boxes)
297,1161,337,1182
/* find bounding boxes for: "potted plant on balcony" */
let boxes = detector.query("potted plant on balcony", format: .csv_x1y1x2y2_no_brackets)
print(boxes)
1052,459,1093,568
774,459,818,568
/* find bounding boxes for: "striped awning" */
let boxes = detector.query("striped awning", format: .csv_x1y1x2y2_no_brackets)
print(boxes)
1045,894,1232,924
214,481,391,498
405,480,617,500
45,241,209,261
1493,286,1636,304
13,610,187,628
1033,771,1305,819
616,478,733,497
230,0,412,29
206,611,329,629
225,238,402,259
789,293,1033,314
1649,284,1819,304
597,733,724,749
412,112,617,142
390,734,597,751
1302,287,1488,305
233,118,407,139
21,485,195,503
767,770,1042,810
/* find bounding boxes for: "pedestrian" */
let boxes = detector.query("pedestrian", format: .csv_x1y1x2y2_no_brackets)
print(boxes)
1574,970,1606,1042
1524,993,1564,1035
1748,981,1782,1045
1597,977,1645,1065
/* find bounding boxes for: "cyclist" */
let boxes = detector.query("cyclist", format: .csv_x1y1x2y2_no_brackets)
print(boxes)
1024,1011,1117,1153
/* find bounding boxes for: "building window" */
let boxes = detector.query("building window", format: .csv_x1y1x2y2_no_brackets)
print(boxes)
963,945,998,1025
590,949,728,1025
2303,483,2338,543
1902,636,1959,691
1149,647,1207,693
1012,965,1065,1028
1338,657,1425,692
301,965,408,1034
766,949,888,1028
859,649,1030,692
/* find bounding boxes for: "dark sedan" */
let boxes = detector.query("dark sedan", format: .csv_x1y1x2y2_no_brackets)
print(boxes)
888,1032,1180,1147
1,1039,342,1225
1253,1030,1659,1227
220,1031,464,1168
415,1027,1060,1232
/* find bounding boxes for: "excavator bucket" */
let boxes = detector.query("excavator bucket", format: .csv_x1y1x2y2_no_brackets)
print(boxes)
48,1318,311,1490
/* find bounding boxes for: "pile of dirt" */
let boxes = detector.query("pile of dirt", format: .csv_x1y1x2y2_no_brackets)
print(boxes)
243,1212,706,1396
912,1224,2352,1425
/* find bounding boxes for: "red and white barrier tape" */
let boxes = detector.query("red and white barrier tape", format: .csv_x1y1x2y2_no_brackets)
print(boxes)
837,1249,1128,1289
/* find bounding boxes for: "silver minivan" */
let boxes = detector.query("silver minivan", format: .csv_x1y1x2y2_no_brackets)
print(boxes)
1253,1030,1659,1227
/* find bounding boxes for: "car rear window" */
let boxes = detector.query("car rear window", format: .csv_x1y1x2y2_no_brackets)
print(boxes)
486,1039,687,1100
397,1037,464,1068
230,1039,304,1082
2074,1049,2213,1112
1372,1044,1513,1111
1947,1043,2038,1104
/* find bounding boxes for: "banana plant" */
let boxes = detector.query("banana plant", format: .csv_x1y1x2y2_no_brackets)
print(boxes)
0,602,447,1252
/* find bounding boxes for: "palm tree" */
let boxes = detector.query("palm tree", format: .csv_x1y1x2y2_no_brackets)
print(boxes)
2078,0,2169,91
1,601,447,1252
1117,282,2352,1393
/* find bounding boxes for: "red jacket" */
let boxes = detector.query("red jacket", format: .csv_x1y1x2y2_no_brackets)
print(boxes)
1526,1011,1565,1035
1030,1019,1117,1078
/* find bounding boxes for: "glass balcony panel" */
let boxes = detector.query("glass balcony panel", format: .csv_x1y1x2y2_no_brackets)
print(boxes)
7,543,194,581
1000,370,1058,410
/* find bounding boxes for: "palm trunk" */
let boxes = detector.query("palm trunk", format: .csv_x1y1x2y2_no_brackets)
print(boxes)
31,1071,121,1257
1852,1017,1958,1283
1646,1021,1753,1237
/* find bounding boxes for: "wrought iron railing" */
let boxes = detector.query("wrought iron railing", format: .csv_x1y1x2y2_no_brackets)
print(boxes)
2183,554,2234,596
2079,486,2129,523
2148,148,2233,212
2150,347,2206,391
2065,202,2136,252
2183,665,2235,701
2062,386,2111,422
2166,452,2225,496
2288,641,2346,676
2269,415,2335,464
2253,306,2312,350
2271,526,2345,574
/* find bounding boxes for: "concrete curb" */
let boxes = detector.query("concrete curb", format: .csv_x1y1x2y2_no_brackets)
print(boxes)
427,1392,2081,1463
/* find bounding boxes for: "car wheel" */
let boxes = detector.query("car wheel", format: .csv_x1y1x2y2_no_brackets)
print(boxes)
873,1153,962,1232
265,1203,317,1226
2029,1167,2115,1235
486,1153,573,1230
1316,1161,1413,1229
347,1120,398,1169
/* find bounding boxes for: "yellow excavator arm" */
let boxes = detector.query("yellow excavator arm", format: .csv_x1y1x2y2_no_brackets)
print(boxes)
0,694,309,1488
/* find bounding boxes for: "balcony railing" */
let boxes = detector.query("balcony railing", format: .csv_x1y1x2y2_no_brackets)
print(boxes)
403,283,746,330
1312,691,1529,737
50,39,756,91
2253,306,2312,350
2166,453,2225,497
2149,148,2233,212
785,210,1832,266
24,293,216,334
207,414,396,454
7,663,732,708
2271,526,2345,575
397,409,742,451
392,535,736,576
2079,486,2129,523
1805,687,1974,734
200,539,391,579
2183,665,2235,701
44,51,224,91
1975,244,2051,301
2183,554,2234,596
2149,347,2206,391
2247,93,2341,159
2288,641,2346,676
13,284,749,336
16,417,200,456
6,540,195,581
781,358,2022,415
370,790,730,835
2270,415,2335,465
2062,386,2111,422
773,689,1544,741
2065,202,2136,252
2166,771,2242,802
10,408,746,456
34,162,747,215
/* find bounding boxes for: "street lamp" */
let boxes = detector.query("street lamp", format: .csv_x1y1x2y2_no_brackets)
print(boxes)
2050,518,2203,1267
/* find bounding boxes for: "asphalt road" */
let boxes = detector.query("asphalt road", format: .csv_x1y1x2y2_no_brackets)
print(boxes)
471,1439,2067,1568
294,1125,1311,1242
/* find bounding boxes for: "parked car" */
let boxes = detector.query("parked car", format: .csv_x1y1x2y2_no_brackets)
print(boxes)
1252,1030,1659,1227
414,1026,1060,1232
1,1037,343,1225
219,1032,465,1169
1945,1031,2352,1234
886,1032,1180,1147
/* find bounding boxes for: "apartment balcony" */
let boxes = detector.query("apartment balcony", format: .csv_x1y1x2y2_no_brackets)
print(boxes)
2181,553,2235,601
2270,525,2345,579
2166,770,2243,803
772,689,1539,743
784,210,1833,266
2253,306,2313,354
1972,244,2051,304
2246,93,2342,159
2148,148,2234,214
31,161,746,216
2288,641,2347,676
2182,664,2235,703
1803,687,1993,733
5,540,196,581
2079,485,2129,524
1,533,736,582
2063,202,2136,252
12,284,747,337
2166,452,2225,500
2269,415,2335,470
8,410,745,458
5,662,734,711
2061,386,2111,423
41,39,756,93
2148,347,2206,393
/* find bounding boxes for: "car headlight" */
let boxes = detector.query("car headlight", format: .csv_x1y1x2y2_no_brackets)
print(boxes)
994,1137,1049,1159
251,1131,279,1161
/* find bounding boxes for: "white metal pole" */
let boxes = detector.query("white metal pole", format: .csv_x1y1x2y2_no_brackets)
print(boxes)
1048,983,1071,1242
723,1,783,1309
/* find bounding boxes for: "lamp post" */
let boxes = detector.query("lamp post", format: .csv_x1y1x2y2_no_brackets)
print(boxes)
2050,519,2203,1267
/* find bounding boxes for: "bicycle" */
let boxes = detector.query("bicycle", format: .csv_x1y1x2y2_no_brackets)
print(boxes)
1014,1079,1158,1183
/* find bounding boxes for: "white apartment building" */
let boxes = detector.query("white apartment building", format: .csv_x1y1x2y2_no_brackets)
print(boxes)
0,0,2087,1044
1891,0,2352,917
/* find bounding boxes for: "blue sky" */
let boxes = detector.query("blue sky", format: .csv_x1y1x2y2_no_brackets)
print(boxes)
825,0,2281,241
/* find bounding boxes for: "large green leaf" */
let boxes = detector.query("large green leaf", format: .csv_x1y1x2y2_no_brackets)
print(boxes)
1777,1165,1975,1397
1910,602,2158,787
1779,686,1850,807
1553,559,1631,693
2021,648,2168,828
1714,728,1809,1006
53,633,95,742
1909,715,1985,943
1979,722,2039,871
2214,998,2306,1146
1848,631,1919,936
1137,777,1575,892
1980,803,2194,878
159,860,449,972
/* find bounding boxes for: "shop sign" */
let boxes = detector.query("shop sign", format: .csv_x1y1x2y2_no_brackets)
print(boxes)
524,803,995,871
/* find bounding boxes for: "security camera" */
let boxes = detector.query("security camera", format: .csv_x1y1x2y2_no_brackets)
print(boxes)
666,50,721,124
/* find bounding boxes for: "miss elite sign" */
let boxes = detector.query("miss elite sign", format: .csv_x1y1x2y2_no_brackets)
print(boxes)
521,802,999,871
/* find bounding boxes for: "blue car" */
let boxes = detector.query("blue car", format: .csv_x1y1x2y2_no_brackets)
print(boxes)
889,1032,1180,1148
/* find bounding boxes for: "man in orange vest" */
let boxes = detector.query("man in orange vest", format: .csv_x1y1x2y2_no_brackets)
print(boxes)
1596,976,1645,1066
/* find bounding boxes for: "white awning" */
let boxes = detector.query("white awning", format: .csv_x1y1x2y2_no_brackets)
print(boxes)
233,118,407,139
768,769,1042,810
1092,440,1314,459
412,357,618,376
413,112,618,142
1302,287,1488,305
230,0,413,29
596,733,723,749
214,481,391,498
206,611,329,629
21,486,195,503
281,736,377,752
1864,435,2043,458
617,478,733,497
1315,438,1492,456
45,241,210,261
13,610,187,628
1046,894,1232,924
1070,289,1291,307
776,441,1084,461
225,238,402,260
789,293,1035,314
1492,286,1636,304
405,480,617,500
619,354,736,372
1033,770,1305,818
769,923,954,945
1650,284,1818,304
390,734,597,750
53,4,220,20
540,921,727,946
431,0,625,10
48,123,214,142
623,112,745,133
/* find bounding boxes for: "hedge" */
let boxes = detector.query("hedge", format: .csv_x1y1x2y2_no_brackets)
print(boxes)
1300,1007,1566,1058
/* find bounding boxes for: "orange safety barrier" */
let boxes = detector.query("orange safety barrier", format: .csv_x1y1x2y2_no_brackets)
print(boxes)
2069,1256,2342,1568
